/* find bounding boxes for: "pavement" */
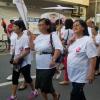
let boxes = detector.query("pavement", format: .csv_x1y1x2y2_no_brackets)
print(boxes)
0,53,100,100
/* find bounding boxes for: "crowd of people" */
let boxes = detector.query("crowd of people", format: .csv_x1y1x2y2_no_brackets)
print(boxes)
1,17,100,100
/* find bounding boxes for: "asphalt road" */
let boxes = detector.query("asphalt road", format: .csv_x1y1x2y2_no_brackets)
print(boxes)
0,53,100,100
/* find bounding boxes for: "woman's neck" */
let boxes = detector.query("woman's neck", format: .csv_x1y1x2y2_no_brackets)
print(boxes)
42,31,50,35
75,33,84,39
17,32,23,38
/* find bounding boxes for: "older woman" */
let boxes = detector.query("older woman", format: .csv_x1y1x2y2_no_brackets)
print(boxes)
30,18,63,100
67,20,97,100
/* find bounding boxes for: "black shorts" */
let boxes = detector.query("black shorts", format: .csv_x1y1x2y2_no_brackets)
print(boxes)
35,68,56,93
12,64,32,85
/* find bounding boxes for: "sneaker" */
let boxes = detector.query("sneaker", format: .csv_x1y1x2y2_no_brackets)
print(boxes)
7,96,17,100
6,75,12,81
28,91,39,100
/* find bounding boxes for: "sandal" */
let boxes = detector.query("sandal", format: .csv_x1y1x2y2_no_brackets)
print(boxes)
18,83,27,90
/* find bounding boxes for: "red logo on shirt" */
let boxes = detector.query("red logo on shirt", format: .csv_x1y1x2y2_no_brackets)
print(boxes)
76,47,81,52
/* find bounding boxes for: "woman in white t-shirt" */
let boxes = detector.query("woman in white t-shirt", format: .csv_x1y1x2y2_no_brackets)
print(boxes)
7,20,36,100
67,20,97,100
91,27,100,75
31,18,63,100
59,19,74,85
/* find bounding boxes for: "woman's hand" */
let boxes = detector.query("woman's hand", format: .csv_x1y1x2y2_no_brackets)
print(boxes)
87,57,96,84
87,73,95,84
49,59,56,68
13,58,19,64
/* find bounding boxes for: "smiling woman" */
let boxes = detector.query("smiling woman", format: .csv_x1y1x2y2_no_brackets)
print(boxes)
67,19,97,100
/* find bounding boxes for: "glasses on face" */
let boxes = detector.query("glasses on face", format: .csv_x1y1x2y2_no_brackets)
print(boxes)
73,23,81,28
38,23,45,27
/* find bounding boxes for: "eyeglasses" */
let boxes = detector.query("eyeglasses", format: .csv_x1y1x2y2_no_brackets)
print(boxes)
73,23,81,28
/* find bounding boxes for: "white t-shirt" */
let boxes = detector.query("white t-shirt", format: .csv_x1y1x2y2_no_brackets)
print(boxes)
67,36,97,83
96,33,100,44
54,26,65,39
96,34,100,56
63,29,74,41
60,26,65,37
10,30,33,61
88,27,92,37
14,34,32,67
34,33,63,69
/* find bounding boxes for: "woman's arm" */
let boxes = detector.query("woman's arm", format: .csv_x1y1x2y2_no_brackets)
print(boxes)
52,49,61,62
13,48,30,64
50,49,61,68
92,35,99,47
28,31,36,50
87,57,96,84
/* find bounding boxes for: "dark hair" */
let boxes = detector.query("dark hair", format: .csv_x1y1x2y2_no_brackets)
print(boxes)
55,19,63,26
65,19,73,29
10,20,14,23
74,20,89,36
38,18,52,33
14,20,26,32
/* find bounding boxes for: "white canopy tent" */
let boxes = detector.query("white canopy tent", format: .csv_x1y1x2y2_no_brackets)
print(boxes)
41,5,75,24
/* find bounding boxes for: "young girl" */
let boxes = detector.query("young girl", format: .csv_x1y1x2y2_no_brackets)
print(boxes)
7,20,36,100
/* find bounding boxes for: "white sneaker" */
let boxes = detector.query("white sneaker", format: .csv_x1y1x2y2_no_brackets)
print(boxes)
6,75,12,81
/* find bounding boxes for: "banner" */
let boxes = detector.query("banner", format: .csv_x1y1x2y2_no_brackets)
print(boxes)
13,0,28,28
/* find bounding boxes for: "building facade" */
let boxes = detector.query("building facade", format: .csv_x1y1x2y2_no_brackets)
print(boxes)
0,0,89,20
87,0,100,17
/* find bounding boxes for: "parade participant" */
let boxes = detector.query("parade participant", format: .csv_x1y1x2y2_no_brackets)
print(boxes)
86,19,94,37
53,19,65,79
18,30,36,91
91,27,100,75
7,19,15,50
30,18,63,100
55,19,65,39
59,19,74,85
6,19,17,81
1,18,7,33
67,20,97,100
95,30,100,75
7,20,36,100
